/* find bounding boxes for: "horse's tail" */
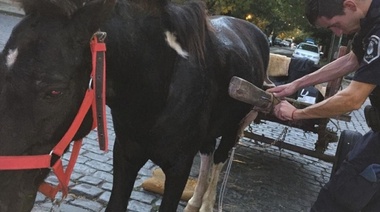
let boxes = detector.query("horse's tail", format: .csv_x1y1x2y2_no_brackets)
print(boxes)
163,1,210,64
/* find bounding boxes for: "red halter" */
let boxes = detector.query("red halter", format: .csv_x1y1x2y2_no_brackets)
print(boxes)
0,31,109,201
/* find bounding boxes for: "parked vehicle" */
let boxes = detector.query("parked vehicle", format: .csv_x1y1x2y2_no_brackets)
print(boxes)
292,42,321,65
268,37,273,46
280,39,290,47
305,38,316,44
284,38,293,47
273,38,284,47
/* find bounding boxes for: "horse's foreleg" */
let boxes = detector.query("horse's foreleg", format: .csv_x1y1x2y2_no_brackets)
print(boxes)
199,162,225,212
160,160,194,211
184,153,213,212
106,138,147,212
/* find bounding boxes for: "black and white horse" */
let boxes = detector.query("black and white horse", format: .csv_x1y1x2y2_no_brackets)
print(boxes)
0,0,269,211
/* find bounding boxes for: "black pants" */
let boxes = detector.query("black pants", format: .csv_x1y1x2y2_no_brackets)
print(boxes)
311,131,380,212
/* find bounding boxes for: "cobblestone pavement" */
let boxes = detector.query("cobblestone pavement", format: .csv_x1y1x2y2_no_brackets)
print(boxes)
0,4,372,212
29,98,370,212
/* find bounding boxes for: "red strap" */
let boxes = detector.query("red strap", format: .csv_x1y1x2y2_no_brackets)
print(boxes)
0,155,51,170
39,139,83,200
52,90,94,156
91,34,108,151
91,42,106,52
38,182,60,200
0,89,92,170
0,32,109,202
38,33,109,200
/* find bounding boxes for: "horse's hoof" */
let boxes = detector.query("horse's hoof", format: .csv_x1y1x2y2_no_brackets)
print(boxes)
199,205,213,212
184,204,200,212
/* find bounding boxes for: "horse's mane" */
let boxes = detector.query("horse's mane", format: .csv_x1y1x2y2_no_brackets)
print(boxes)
164,1,211,64
15,0,90,16
16,0,210,63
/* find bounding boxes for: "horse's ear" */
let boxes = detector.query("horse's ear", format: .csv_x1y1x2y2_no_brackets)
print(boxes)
70,0,116,41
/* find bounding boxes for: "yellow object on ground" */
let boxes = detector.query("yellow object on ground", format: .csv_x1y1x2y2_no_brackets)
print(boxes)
141,168,197,201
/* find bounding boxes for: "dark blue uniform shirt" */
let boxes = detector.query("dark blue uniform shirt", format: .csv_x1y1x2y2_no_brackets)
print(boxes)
352,0,380,108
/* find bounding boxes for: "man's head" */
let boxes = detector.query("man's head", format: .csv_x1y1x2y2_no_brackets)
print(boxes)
305,0,370,36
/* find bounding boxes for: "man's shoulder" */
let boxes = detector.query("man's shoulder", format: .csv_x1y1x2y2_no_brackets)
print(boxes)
352,27,380,62
363,35,380,64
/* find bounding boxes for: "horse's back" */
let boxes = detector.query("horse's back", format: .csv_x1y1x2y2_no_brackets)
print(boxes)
210,16,268,45
209,16,269,85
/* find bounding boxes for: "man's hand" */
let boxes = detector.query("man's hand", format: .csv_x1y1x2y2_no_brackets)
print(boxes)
273,100,297,121
267,83,297,98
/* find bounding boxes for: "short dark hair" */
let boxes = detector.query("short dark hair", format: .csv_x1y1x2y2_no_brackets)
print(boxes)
305,0,346,25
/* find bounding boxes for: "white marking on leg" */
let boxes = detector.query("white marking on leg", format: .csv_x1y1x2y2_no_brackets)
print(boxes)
185,153,212,212
200,163,225,212
6,48,18,69
164,31,189,59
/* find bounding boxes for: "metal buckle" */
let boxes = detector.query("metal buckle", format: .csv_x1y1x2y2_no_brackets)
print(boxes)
92,31,107,42
88,77,93,90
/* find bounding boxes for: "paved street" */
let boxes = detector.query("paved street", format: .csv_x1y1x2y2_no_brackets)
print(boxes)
0,3,371,212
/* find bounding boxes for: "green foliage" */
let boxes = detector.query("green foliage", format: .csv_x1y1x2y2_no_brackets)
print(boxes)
174,0,332,46
206,0,331,43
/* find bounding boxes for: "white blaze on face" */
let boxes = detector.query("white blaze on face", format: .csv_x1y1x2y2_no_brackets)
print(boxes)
6,48,18,69
164,31,189,59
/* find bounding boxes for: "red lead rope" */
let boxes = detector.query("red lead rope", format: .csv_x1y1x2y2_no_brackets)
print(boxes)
0,31,109,201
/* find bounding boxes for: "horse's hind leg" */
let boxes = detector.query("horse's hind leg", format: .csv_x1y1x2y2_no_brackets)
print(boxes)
184,153,213,212
106,137,148,212
200,133,238,212
199,162,225,212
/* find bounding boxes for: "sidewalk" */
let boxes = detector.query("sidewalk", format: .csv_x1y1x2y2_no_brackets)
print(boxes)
30,102,370,212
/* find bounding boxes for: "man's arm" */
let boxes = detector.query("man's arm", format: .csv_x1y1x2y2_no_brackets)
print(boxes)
267,51,359,98
284,81,375,120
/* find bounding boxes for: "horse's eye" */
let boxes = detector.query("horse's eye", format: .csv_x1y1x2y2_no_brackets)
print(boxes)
45,90,63,99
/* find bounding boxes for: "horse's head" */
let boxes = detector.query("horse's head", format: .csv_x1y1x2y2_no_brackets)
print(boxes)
0,0,115,211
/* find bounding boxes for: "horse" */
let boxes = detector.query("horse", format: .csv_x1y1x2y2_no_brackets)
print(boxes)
0,0,269,211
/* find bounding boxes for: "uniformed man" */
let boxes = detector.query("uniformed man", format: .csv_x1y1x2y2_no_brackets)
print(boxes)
267,0,380,211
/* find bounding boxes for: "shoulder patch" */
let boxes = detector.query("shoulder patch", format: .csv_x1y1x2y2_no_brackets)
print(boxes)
364,35,380,64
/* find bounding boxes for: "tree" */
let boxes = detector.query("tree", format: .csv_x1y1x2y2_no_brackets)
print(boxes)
228,0,309,36
175,0,332,47
205,1,320,35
